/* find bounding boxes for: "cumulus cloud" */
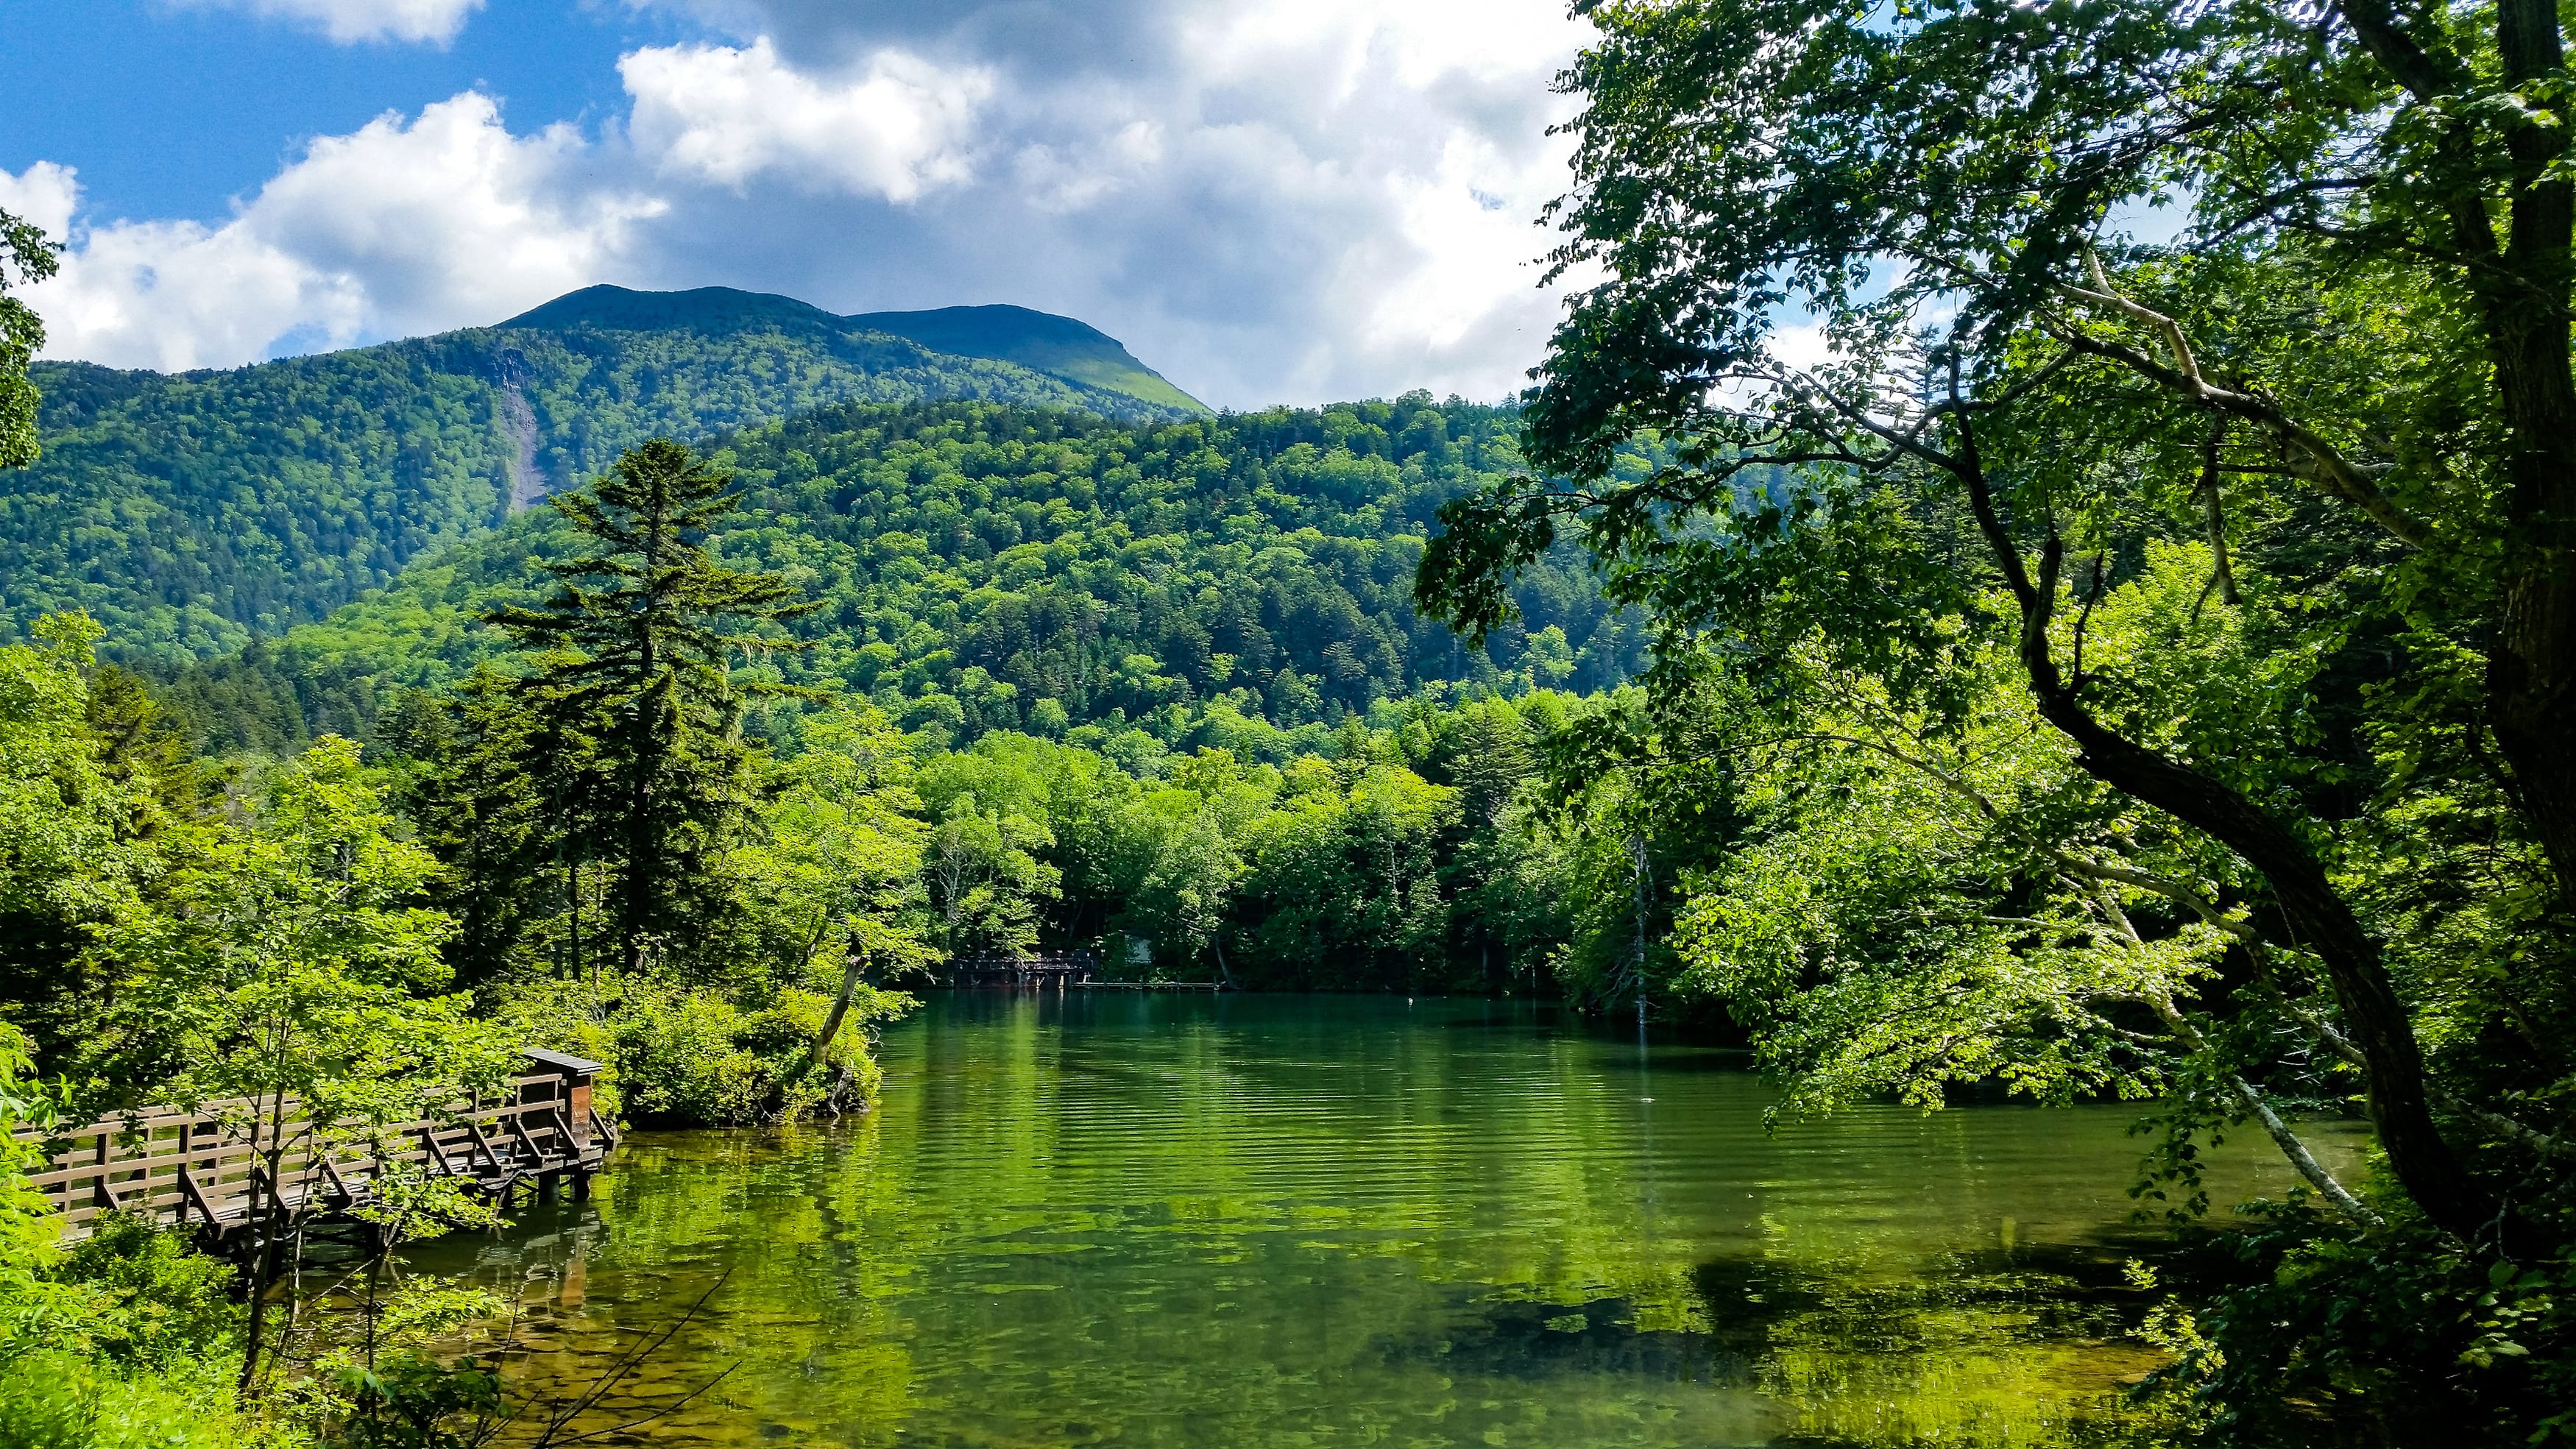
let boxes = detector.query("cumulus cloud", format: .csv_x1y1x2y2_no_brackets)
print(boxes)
20,0,1593,405
621,0,1590,403
13,95,660,371
175,0,486,45
621,38,992,202
0,163,80,246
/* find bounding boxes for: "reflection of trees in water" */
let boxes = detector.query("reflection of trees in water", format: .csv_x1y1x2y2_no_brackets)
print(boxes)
402,1002,2257,1447
1355,1244,2169,1448
1705,1246,2171,1445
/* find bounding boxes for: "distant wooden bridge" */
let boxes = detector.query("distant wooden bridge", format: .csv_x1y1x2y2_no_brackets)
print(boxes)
944,952,1102,986
938,953,1230,991
19,1049,618,1248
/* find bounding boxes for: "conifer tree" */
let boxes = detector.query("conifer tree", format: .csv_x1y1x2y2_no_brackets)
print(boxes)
390,671,566,988
486,439,815,977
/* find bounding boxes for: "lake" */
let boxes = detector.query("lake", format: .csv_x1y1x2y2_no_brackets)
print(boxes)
408,991,2348,1447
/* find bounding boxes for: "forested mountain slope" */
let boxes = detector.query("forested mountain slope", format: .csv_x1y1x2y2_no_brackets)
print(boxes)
508,286,1208,415
2,288,1202,659
165,396,1646,753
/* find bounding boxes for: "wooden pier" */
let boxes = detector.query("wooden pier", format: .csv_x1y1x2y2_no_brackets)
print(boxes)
936,954,1239,992
944,952,1101,987
18,1049,618,1247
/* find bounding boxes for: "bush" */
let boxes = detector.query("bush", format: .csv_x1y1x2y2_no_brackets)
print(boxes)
612,981,894,1127
502,976,907,1130
0,1347,258,1449
2140,1204,2576,1445
0,1219,265,1449
56,1214,242,1371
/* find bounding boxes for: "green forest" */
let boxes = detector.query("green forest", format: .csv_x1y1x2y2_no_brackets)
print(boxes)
149,397,1649,755
2,0,2575,1443
0,419,1666,1442
2,286,1200,659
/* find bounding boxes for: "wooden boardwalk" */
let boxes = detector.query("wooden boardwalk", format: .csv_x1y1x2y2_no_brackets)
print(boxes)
944,952,1101,986
941,953,1233,992
19,1049,618,1247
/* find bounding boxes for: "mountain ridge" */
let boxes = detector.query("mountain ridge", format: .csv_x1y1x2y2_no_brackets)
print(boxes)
4,289,1209,659
500,285,1209,414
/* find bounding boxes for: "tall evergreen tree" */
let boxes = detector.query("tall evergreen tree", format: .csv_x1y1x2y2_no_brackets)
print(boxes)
486,439,816,977
389,671,566,989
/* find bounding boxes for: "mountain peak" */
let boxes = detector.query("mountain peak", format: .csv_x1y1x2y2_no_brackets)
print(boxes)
500,286,1207,414
500,284,835,335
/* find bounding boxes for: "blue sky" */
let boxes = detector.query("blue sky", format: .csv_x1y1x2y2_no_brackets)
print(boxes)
0,0,1590,407
4,3,665,223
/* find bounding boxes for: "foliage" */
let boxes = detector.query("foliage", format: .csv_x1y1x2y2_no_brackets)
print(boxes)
596,976,904,1127
370,442,935,1124
0,1035,265,1449
2129,1208,2576,1445
921,790,1060,959
52,1216,242,1373
875,700,1592,993
93,735,509,1125
1414,0,2576,1436
0,202,56,470
3,305,1197,659
0,615,166,1069
484,438,818,974
165,399,1652,755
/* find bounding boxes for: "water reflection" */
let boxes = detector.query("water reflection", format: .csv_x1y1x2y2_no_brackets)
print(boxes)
407,991,2352,1446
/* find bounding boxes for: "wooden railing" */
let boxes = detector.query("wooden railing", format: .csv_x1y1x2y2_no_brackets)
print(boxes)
18,1053,616,1244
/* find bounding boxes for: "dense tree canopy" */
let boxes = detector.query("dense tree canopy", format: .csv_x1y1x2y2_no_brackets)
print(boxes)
1,311,1197,659
1420,0,2576,1436
160,399,1651,755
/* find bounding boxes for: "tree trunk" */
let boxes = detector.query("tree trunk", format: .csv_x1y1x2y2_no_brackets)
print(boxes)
2474,0,2576,900
236,1085,288,1397
2031,599,2494,1241
2350,0,2576,900
796,946,868,1087
1950,430,2502,1245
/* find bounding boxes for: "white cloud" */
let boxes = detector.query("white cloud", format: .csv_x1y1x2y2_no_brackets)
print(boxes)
0,163,80,242
176,0,485,44
14,95,661,372
18,1,1595,405
620,39,992,202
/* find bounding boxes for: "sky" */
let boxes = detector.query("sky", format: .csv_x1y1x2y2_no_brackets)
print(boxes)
0,0,1593,408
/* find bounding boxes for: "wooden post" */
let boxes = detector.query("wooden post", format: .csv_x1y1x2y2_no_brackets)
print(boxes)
92,1131,123,1214
521,1048,605,1158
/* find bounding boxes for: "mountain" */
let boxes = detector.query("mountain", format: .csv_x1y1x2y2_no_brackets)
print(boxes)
844,305,1206,415
1,289,1207,660
156,397,1646,755
506,286,1208,416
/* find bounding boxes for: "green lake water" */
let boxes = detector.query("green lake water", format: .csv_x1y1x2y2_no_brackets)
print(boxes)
408,991,2352,1447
